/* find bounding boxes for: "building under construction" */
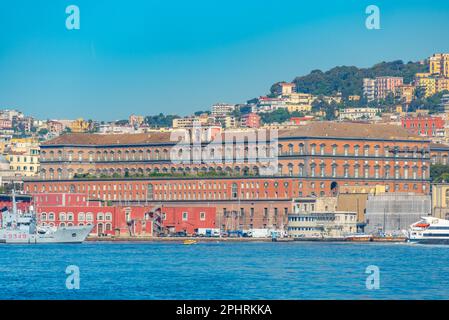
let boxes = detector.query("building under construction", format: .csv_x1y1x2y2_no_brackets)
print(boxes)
365,193,431,235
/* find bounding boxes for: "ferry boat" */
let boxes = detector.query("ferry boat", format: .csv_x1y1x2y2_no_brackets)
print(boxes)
408,217,449,244
0,192,93,244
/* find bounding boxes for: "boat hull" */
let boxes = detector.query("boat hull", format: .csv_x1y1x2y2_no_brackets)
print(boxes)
409,238,449,245
0,226,93,244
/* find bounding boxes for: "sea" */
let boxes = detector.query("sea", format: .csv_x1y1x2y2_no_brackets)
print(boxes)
1,241,448,300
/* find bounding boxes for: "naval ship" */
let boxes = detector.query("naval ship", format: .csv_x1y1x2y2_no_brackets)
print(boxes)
0,192,93,244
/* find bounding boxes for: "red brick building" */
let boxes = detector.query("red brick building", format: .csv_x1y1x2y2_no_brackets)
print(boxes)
401,116,444,137
31,193,216,236
375,76,403,99
25,122,432,229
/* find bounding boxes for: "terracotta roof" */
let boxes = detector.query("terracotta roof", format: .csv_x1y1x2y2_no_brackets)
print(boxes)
42,122,426,147
278,122,426,141
42,132,173,146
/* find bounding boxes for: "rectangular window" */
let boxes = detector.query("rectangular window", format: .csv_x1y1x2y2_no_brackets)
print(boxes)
182,212,188,221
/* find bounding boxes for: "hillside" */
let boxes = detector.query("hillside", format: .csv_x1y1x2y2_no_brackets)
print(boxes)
271,60,428,98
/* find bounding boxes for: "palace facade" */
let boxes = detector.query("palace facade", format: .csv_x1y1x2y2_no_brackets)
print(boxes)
24,122,432,229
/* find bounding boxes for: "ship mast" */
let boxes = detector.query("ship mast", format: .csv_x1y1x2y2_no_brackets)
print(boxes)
12,189,17,215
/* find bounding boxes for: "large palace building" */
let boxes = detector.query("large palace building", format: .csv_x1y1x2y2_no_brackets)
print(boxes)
24,122,431,229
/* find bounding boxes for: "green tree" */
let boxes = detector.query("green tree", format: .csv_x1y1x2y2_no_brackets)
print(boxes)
145,113,180,128
431,165,449,182
289,60,426,98
38,128,49,135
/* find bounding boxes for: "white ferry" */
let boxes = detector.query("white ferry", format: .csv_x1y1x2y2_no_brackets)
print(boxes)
408,217,449,244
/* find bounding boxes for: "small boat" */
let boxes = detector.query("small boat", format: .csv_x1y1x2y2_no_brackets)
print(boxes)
183,239,197,245
344,234,373,242
372,236,407,243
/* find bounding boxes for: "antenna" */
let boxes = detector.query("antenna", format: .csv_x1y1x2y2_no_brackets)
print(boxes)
12,189,17,215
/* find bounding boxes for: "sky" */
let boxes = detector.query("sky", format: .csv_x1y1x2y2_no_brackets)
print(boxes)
1,0,449,121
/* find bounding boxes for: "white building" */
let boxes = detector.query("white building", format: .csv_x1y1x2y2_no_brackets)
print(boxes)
257,97,287,113
338,107,380,120
287,197,357,238
363,78,376,102
211,103,236,117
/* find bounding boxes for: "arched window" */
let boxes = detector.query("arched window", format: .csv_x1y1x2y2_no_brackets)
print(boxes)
310,144,316,155
343,144,349,156
332,163,338,178
278,144,283,155
332,144,337,156
288,163,293,176
299,143,305,155
310,163,316,177
320,163,326,177
298,164,304,177
320,144,326,155
364,145,370,157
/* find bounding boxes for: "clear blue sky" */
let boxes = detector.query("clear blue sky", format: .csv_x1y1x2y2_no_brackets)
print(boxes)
1,0,449,121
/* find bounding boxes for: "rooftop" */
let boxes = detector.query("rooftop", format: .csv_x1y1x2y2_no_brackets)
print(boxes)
42,122,427,147
42,132,173,146
278,122,425,141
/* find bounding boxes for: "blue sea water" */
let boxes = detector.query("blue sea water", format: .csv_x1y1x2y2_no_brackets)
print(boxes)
0,241,448,300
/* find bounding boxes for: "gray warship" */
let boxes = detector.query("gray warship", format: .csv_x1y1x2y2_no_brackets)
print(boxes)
0,192,93,244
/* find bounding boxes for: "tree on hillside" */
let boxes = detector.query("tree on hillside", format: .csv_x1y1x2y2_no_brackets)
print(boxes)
260,109,290,124
291,60,427,97
408,90,449,113
145,113,180,128
194,110,210,116
414,86,426,100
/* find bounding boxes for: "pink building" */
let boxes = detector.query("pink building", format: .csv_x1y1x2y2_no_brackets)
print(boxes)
241,113,261,128
47,120,64,134
0,119,12,129
375,77,404,99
